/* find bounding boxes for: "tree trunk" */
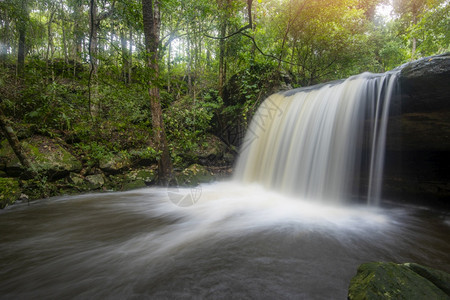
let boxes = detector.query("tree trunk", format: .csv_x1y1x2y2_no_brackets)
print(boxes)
0,107,35,173
0,10,9,65
17,25,26,77
120,28,129,84
218,20,226,98
89,0,99,77
167,40,171,93
46,9,56,82
88,0,99,118
128,28,132,83
142,0,172,184
72,0,83,64
60,0,68,66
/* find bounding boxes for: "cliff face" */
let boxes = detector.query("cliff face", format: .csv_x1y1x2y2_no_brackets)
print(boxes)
383,53,450,206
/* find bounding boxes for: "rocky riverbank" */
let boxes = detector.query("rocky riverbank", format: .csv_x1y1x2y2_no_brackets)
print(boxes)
0,134,234,208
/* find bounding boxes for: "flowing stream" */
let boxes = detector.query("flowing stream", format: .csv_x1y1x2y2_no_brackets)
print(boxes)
1,184,449,299
1,72,449,299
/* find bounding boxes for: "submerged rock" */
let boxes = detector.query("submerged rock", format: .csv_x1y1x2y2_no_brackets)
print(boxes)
0,177,21,208
348,262,450,299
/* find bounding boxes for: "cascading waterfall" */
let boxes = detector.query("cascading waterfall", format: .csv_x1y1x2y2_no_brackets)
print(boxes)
234,71,399,205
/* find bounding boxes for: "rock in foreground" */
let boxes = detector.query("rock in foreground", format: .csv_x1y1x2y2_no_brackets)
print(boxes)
348,262,450,299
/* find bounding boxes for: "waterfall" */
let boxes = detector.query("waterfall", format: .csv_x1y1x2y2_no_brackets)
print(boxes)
234,72,399,204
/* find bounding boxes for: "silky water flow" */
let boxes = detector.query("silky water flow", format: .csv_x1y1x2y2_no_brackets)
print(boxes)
234,72,398,205
1,72,449,299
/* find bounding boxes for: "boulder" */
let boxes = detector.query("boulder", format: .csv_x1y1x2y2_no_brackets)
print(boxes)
348,262,450,299
0,137,82,179
0,177,21,208
68,172,84,185
196,134,228,165
120,168,157,191
99,153,131,174
177,164,214,186
85,174,105,189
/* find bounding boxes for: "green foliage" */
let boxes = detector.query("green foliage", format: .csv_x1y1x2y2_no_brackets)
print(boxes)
0,0,447,172
74,141,114,168
0,177,21,208
163,92,222,166
409,0,450,56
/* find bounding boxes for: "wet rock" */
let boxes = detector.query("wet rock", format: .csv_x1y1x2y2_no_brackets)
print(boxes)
0,177,21,208
383,54,450,204
397,53,450,114
348,262,450,299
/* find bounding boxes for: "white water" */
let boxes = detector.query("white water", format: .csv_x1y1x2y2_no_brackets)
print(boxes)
235,72,399,204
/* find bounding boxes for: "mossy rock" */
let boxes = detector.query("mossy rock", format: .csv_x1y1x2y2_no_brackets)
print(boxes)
99,153,131,174
129,148,158,167
85,174,105,190
177,164,214,186
0,137,82,179
197,134,226,158
0,140,24,176
121,179,147,191
120,168,157,191
68,172,84,185
0,177,21,208
348,262,450,299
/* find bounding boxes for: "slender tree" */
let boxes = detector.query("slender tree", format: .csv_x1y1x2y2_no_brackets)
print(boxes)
17,0,29,76
142,0,172,184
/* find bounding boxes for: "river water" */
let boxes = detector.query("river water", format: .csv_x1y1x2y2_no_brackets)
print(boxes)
1,182,449,299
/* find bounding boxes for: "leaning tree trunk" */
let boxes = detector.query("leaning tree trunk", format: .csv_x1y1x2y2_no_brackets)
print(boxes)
142,0,172,184
0,106,35,174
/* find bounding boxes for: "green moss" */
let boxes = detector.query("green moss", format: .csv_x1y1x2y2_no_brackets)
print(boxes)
348,262,450,299
0,177,21,208
121,179,147,190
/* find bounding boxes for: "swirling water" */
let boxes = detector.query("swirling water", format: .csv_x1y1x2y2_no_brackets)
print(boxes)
1,182,449,299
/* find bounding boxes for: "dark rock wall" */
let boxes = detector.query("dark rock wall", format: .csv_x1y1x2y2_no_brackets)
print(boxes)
383,53,450,206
